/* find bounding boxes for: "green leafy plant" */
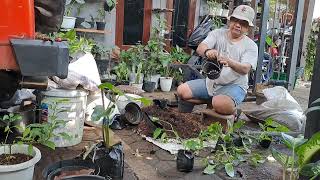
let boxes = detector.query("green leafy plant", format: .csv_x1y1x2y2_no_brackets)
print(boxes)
0,101,71,163
97,6,106,22
91,44,109,59
52,29,95,57
171,45,190,64
152,117,179,143
258,118,289,141
114,61,129,82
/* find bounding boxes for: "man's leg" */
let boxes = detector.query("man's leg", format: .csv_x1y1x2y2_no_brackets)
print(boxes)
211,85,246,115
177,79,210,104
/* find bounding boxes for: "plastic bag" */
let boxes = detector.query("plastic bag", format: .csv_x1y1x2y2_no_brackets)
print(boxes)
187,15,213,50
84,142,124,180
243,86,306,132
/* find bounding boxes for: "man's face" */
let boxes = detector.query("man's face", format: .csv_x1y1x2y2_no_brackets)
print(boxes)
229,17,250,37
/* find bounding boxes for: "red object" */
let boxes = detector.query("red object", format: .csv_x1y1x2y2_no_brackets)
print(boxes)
0,0,35,71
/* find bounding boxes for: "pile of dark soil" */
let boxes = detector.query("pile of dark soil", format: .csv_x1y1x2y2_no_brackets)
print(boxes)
0,153,32,165
138,105,213,139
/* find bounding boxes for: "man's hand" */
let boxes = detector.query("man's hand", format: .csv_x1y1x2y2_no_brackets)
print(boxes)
217,55,230,67
205,49,218,60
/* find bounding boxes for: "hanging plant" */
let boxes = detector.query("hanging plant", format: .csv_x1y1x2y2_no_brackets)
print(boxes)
104,0,116,12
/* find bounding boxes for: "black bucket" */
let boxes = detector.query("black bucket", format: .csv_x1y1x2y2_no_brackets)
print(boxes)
42,159,100,180
176,149,194,172
178,98,194,113
202,59,223,80
124,102,142,125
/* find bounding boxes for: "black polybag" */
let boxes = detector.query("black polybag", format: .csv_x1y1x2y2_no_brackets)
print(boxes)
110,114,127,130
187,15,213,50
85,142,124,180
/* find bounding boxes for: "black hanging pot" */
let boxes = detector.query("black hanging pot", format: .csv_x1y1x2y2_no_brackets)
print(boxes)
176,149,194,172
104,1,116,12
202,58,223,80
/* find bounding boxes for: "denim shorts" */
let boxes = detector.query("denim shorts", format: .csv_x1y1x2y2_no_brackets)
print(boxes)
186,79,246,106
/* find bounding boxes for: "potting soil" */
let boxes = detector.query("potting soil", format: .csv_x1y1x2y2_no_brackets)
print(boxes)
139,105,213,139
53,168,95,180
0,153,32,165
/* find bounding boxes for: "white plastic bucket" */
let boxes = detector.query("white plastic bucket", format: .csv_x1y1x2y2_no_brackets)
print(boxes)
115,94,142,114
0,144,41,180
61,16,76,29
41,89,88,147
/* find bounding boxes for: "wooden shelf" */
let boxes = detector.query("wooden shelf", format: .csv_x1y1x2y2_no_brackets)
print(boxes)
74,28,111,34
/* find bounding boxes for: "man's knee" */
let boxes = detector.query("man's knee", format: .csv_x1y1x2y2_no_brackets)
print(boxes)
212,95,236,115
177,83,192,100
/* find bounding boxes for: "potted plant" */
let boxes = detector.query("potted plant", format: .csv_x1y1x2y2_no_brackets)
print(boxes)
131,62,144,90
96,6,106,30
90,83,151,179
61,0,85,29
258,118,289,148
114,61,129,85
91,44,108,60
159,52,173,92
0,112,70,180
104,0,116,12
170,45,190,64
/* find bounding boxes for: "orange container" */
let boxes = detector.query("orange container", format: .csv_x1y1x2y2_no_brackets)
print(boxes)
0,0,35,70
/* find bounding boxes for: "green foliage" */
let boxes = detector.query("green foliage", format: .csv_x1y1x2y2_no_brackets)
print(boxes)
258,118,289,141
91,44,109,59
225,163,235,177
170,45,190,64
93,82,151,146
1,100,72,157
271,132,320,180
183,138,204,152
300,161,320,180
114,61,129,82
97,7,106,22
304,19,320,80
296,131,320,168
51,29,95,57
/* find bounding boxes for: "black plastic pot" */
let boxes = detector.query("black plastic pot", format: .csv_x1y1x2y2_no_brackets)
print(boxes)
143,81,156,92
176,149,194,172
110,114,126,130
96,22,106,30
144,112,163,132
178,98,194,113
75,17,85,28
202,59,223,80
259,138,272,148
153,99,168,109
42,159,100,180
86,142,124,180
124,102,143,125
104,1,116,12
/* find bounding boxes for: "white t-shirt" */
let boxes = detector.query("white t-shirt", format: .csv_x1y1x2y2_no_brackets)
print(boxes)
202,28,258,95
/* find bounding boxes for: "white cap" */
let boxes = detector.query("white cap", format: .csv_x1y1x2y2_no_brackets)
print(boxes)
228,5,255,27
